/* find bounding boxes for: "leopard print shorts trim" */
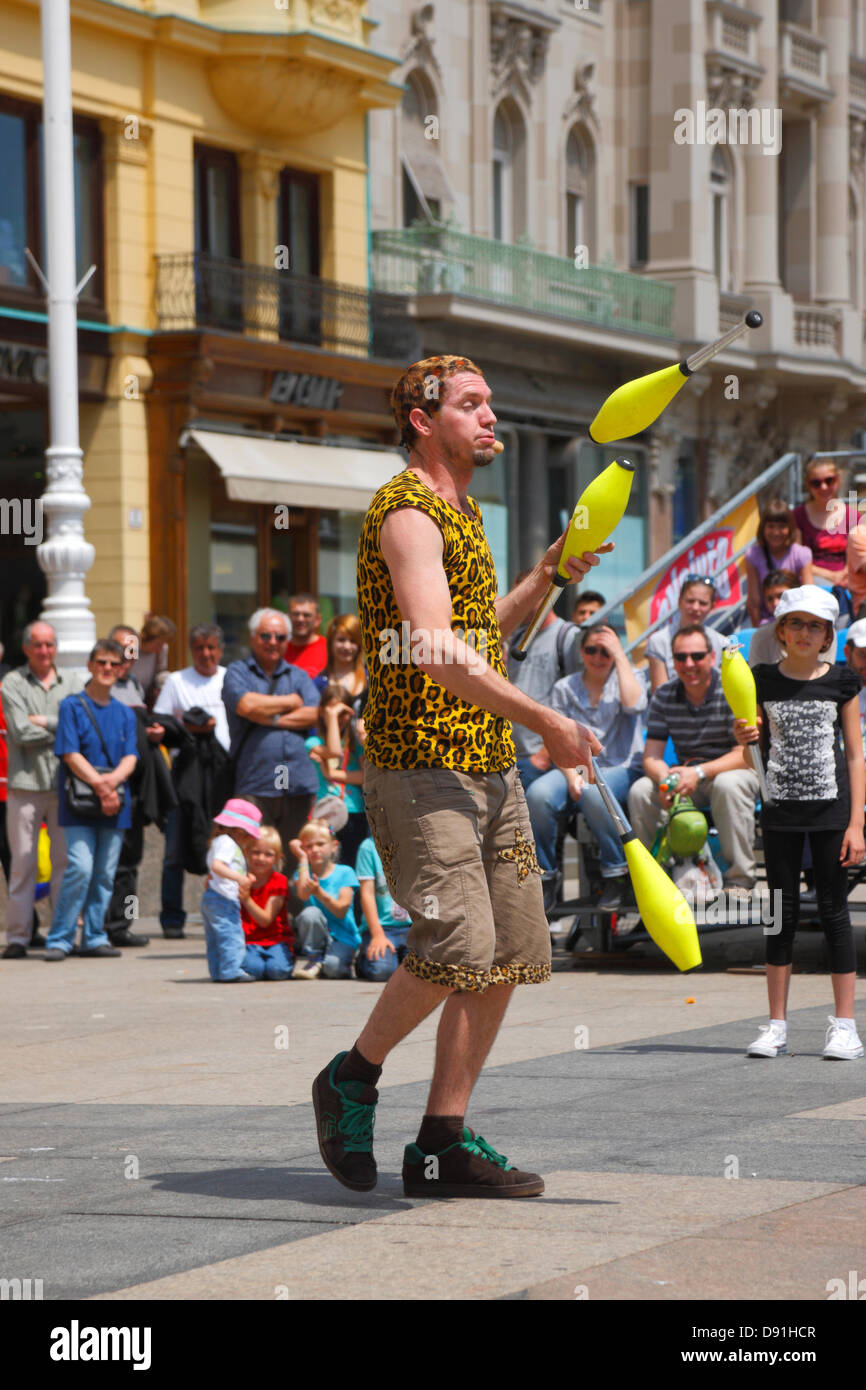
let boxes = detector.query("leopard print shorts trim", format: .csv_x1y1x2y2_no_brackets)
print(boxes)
403,950,550,994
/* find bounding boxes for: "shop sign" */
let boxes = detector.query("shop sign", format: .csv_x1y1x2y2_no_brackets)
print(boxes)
269,371,343,411
0,341,49,387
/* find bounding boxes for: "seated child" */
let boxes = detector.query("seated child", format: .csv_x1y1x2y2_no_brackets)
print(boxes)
354,835,411,982
289,819,360,979
201,798,261,981
239,825,294,981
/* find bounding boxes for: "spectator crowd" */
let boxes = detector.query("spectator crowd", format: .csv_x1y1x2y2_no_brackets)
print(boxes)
2,455,866,979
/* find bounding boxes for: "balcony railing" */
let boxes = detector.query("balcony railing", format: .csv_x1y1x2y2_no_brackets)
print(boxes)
154,253,419,361
793,304,841,355
370,227,676,338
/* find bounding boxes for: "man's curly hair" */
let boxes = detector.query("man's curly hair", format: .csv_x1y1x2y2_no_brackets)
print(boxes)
391,355,484,450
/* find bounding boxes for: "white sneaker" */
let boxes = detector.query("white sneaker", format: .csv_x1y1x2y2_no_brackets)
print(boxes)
292,955,322,980
746,1022,788,1057
823,1017,864,1060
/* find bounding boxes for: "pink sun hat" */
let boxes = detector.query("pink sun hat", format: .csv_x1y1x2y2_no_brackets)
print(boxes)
213,798,263,838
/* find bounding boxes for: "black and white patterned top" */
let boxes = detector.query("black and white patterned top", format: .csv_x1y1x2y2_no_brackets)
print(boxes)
753,663,860,831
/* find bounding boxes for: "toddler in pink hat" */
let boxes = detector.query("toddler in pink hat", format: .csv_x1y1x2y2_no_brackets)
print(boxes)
201,799,263,981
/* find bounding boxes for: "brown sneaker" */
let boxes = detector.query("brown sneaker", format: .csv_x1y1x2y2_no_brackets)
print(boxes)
402,1127,544,1198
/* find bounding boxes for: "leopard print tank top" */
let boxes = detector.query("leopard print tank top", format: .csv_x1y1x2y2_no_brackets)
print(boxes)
357,469,515,770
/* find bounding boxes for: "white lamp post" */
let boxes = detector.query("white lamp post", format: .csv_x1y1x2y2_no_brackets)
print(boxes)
34,0,96,671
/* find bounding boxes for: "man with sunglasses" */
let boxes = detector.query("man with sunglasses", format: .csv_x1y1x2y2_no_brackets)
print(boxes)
646,574,727,691
2,621,84,959
222,608,320,879
628,624,760,891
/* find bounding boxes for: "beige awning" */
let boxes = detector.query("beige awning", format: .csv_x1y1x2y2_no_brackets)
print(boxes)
186,429,405,510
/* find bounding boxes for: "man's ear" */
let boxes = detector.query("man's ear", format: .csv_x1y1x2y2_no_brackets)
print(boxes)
408,405,434,440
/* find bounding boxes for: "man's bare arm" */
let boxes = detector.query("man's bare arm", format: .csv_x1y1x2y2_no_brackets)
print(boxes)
379,508,601,771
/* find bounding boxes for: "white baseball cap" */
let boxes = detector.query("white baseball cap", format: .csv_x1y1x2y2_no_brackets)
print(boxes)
774,585,839,625
846,618,866,648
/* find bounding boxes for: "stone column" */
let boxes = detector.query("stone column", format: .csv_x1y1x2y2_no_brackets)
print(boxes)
240,151,283,341
648,421,681,564
815,0,849,306
742,0,780,293
517,428,550,570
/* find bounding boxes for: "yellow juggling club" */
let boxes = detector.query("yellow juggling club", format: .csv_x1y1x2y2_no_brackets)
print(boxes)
589,311,763,444
591,758,702,972
720,643,770,803
511,458,634,660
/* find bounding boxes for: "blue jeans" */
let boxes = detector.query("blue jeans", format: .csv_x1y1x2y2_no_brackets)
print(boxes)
294,905,357,979
200,888,247,981
516,755,550,794
242,941,293,980
355,925,411,982
160,806,186,930
46,824,124,954
525,764,640,877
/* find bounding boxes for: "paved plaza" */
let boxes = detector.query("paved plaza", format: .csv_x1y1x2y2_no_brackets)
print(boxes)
2,831,865,1303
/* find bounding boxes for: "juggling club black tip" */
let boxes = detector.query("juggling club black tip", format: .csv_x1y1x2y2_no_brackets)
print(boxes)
745,310,763,328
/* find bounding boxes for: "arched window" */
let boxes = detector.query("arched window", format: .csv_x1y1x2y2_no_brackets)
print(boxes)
565,125,595,261
492,100,526,242
711,147,733,291
401,69,446,226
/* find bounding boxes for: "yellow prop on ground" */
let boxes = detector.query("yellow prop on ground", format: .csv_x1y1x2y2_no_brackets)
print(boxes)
511,459,634,659
588,311,763,444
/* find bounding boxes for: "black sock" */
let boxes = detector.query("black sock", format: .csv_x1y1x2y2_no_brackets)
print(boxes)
416,1114,465,1153
336,1044,382,1087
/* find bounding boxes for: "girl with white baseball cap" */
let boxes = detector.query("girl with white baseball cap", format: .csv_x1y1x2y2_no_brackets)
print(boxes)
735,586,865,1060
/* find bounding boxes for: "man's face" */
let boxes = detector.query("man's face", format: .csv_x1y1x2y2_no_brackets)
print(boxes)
288,602,319,642
191,636,223,678
23,624,56,675
251,616,289,668
574,599,602,625
88,650,123,688
671,635,714,692
679,583,714,625
846,642,866,682
426,372,498,470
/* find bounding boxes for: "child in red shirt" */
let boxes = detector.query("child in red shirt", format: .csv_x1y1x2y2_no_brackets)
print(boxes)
239,826,294,981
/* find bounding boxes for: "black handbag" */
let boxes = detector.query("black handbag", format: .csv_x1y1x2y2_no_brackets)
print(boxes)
63,696,128,820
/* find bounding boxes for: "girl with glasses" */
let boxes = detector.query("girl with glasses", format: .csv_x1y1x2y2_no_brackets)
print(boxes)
735,586,865,1061
745,501,813,626
792,459,854,588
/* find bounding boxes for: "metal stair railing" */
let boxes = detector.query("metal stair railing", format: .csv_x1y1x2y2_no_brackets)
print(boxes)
584,452,802,649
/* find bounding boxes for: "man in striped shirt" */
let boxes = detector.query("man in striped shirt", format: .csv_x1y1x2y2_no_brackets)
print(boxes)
627,624,760,889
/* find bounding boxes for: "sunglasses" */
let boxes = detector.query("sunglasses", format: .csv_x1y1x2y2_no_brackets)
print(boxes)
582,645,610,657
682,574,715,591
93,659,123,669
257,633,288,643
809,476,837,489
672,650,711,664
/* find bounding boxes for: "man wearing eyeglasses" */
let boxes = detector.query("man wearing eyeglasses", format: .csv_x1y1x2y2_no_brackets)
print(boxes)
646,574,727,691
222,608,320,877
1,621,84,959
628,624,760,891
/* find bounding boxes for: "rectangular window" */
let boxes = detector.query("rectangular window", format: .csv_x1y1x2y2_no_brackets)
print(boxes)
0,97,103,305
566,192,584,260
630,184,649,267
194,145,240,258
278,168,320,277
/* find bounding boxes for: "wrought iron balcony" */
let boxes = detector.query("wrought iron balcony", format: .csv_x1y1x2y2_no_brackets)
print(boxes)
371,227,676,338
154,253,419,361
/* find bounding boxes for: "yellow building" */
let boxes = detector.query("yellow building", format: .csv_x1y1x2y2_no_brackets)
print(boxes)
0,0,405,660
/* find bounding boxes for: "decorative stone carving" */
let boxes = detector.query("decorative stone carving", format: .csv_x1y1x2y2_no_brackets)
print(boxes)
490,1,560,103
707,62,760,111
562,60,598,131
207,58,363,136
649,422,682,499
403,3,442,82
310,0,364,35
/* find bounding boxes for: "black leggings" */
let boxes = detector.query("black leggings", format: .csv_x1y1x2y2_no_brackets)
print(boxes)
762,827,856,973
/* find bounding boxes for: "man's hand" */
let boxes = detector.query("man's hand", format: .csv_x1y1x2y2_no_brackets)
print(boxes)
366,934,396,962
99,789,121,816
541,712,601,774
146,723,165,743
657,781,676,811
91,774,114,799
565,768,584,801
670,766,700,796
528,748,552,773
186,716,217,735
540,531,615,587
28,714,48,728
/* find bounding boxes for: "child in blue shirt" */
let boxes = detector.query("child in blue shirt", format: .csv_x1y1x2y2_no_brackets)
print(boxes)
355,836,411,982
289,819,360,979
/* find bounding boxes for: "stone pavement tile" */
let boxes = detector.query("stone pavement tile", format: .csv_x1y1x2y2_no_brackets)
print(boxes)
788,1096,866,1120
516,1184,866,1301
93,1171,844,1302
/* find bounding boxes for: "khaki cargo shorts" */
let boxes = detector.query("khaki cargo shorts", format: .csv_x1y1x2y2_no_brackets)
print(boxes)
363,762,551,993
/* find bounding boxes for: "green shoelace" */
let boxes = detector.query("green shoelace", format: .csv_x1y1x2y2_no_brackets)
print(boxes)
338,1096,376,1153
461,1132,513,1170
